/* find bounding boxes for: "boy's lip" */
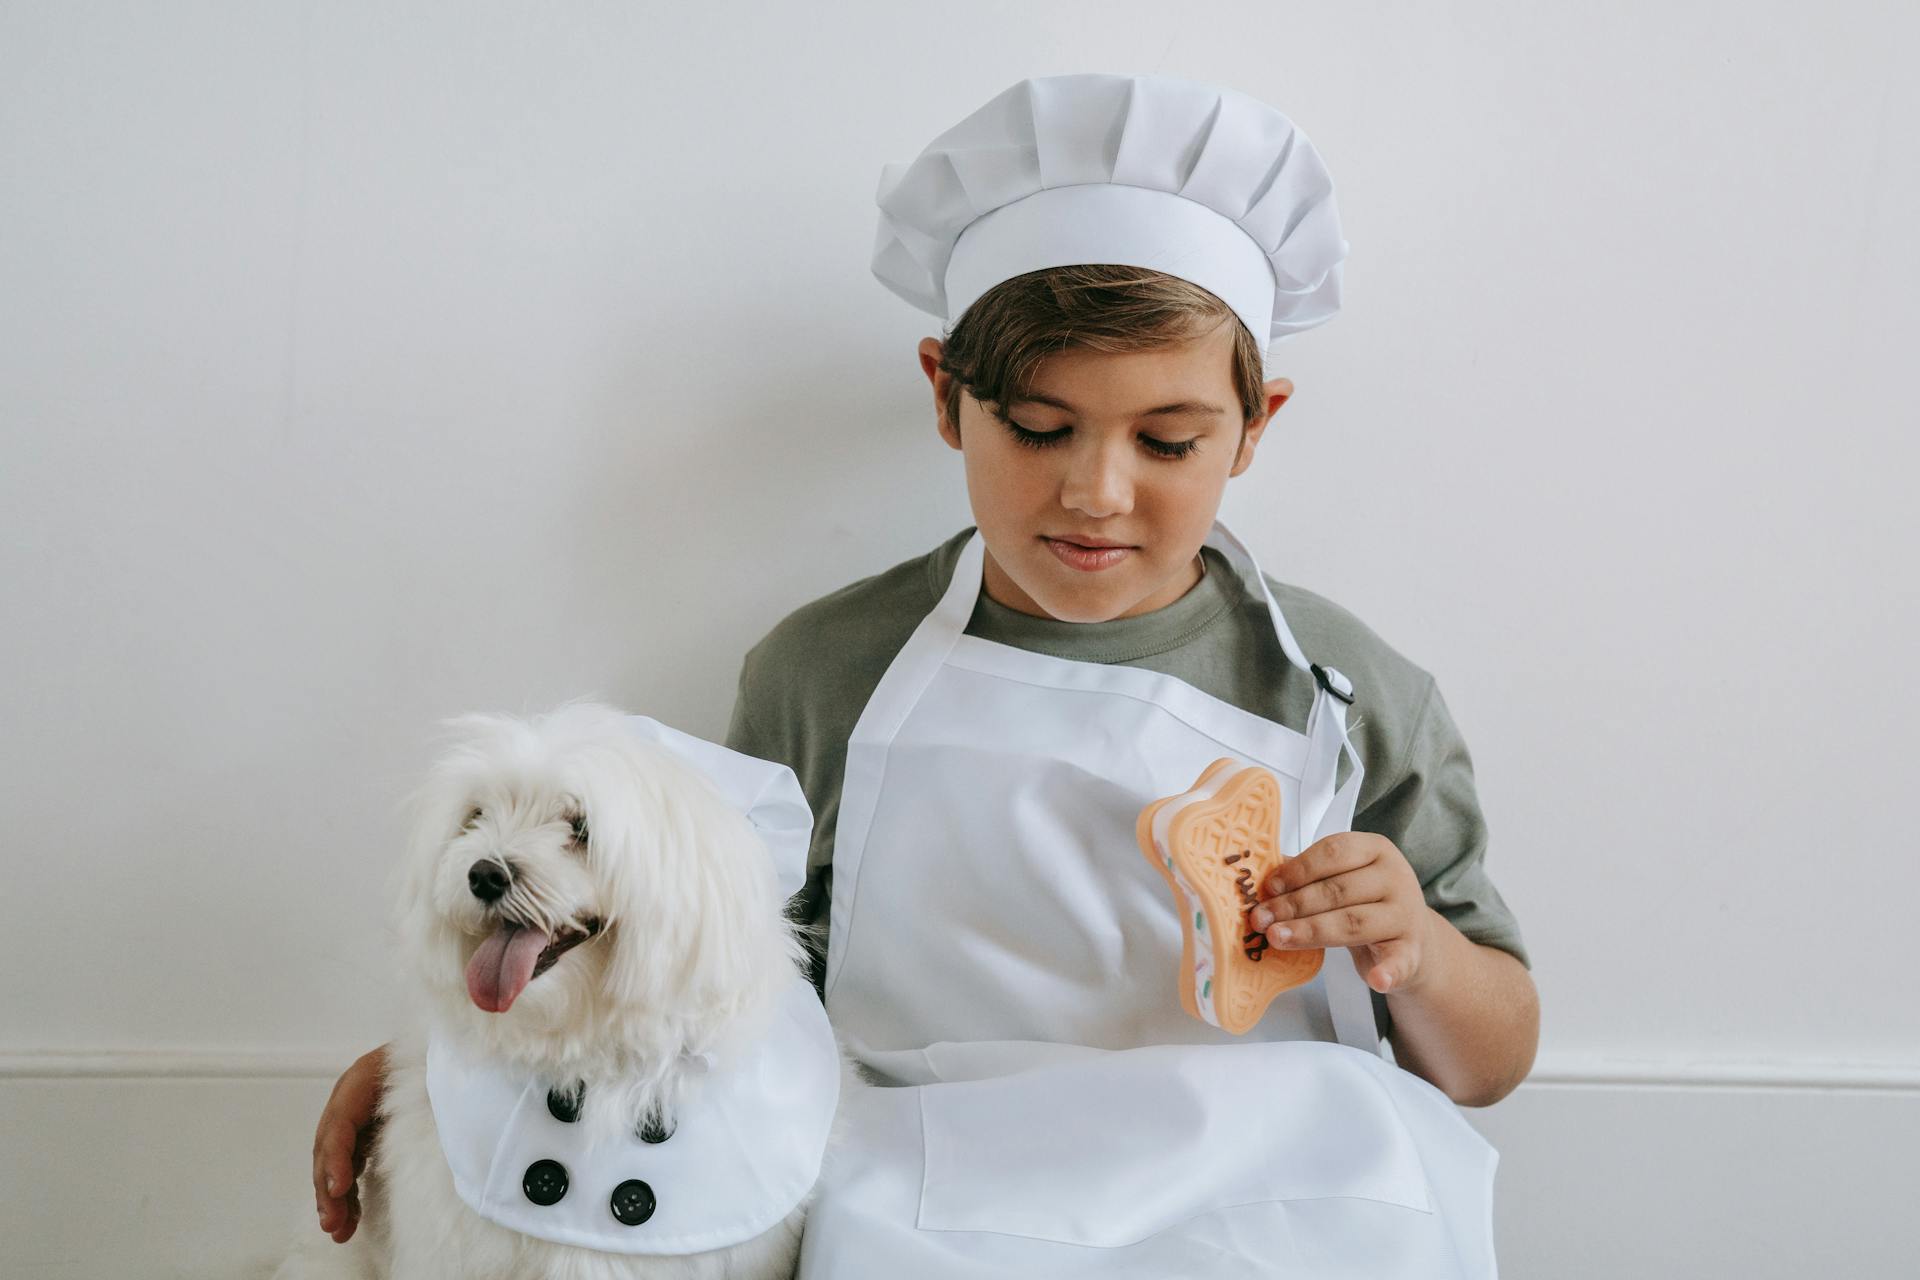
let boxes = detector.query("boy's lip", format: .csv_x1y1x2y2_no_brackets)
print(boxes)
1047,533,1137,549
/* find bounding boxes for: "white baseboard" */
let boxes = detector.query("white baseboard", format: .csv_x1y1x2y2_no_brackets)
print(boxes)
1522,1052,1920,1092
0,1048,346,1079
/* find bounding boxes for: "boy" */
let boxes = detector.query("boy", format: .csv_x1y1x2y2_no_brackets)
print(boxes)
313,74,1535,1270
728,265,1536,1102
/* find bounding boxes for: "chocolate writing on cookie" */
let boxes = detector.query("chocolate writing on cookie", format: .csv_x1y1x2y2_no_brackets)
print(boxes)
1224,851,1269,961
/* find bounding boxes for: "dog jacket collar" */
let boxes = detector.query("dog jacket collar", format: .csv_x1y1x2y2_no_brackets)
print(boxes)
425,974,839,1255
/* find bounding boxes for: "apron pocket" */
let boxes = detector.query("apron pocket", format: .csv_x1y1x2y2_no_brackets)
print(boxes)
914,1041,1434,1248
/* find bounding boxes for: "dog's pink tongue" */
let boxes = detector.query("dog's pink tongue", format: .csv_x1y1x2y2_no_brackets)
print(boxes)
465,924,549,1013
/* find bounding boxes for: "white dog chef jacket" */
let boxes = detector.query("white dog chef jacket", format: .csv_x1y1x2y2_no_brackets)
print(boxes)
426,973,838,1255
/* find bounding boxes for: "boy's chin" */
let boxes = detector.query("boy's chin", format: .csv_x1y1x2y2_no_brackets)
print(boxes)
1018,567,1178,625
1027,594,1131,625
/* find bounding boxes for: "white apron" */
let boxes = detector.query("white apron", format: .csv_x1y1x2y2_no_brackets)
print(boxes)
798,523,1498,1278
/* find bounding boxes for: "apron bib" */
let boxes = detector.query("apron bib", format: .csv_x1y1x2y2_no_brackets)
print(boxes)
800,523,1498,1278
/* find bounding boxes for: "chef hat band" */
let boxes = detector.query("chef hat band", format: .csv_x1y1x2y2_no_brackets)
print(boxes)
872,72,1350,373
944,184,1276,354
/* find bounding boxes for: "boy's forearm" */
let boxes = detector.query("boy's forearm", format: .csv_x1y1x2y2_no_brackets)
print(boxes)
1384,913,1538,1107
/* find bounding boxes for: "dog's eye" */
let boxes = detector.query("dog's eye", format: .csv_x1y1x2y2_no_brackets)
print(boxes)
568,813,589,846
462,806,484,829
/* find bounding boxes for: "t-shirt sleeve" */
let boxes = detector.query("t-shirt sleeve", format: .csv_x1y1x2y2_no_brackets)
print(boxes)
722,659,775,766
1354,675,1530,969
724,653,832,998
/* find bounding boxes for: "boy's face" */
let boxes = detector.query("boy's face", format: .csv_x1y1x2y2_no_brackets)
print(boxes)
922,324,1289,623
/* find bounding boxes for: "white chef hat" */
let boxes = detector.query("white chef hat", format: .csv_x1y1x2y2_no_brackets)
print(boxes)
621,715,813,901
871,72,1349,372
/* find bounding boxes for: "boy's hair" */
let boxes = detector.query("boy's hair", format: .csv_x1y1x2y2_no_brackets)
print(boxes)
934,264,1267,454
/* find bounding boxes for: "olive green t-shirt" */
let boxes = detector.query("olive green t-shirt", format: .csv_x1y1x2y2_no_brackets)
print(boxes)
725,527,1529,999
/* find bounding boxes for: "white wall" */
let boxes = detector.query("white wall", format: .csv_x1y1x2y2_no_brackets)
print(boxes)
3,2,1915,1275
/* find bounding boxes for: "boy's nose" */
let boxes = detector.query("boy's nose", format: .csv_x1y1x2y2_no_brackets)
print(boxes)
1060,446,1135,518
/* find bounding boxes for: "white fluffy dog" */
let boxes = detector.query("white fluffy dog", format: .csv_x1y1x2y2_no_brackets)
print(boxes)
276,700,853,1280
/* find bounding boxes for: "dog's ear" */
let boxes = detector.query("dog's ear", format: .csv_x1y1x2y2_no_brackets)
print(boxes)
561,794,589,850
382,765,468,1001
588,741,801,1025
384,713,523,983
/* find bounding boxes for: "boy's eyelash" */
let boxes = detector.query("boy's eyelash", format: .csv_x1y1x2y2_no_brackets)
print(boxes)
1004,421,1200,459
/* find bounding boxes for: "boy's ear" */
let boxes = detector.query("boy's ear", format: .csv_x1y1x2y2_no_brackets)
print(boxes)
936,391,963,450
920,337,963,449
918,337,945,381
1230,377,1294,477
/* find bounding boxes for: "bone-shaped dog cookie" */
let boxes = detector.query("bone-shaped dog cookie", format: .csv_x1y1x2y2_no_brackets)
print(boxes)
1136,758,1323,1034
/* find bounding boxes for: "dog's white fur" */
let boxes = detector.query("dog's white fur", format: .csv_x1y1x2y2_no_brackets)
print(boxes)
275,700,856,1280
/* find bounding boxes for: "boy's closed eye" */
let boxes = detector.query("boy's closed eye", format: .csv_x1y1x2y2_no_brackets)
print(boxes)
1001,419,1203,460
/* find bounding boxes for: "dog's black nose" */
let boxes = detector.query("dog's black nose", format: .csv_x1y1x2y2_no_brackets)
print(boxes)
467,859,511,902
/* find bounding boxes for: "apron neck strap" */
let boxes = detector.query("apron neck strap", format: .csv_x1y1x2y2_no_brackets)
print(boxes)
934,528,991,634
1201,521,1313,678
1202,524,1380,1056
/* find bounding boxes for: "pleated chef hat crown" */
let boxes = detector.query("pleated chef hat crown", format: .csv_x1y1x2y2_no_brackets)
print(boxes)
871,73,1349,373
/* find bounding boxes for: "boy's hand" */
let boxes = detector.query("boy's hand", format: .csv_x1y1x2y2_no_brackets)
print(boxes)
312,1044,390,1242
1249,832,1438,995
1251,830,1541,1105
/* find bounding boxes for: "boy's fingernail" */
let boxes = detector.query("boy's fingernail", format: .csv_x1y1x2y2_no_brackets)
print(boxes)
1270,925,1292,944
326,1176,339,1195
1250,907,1273,929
